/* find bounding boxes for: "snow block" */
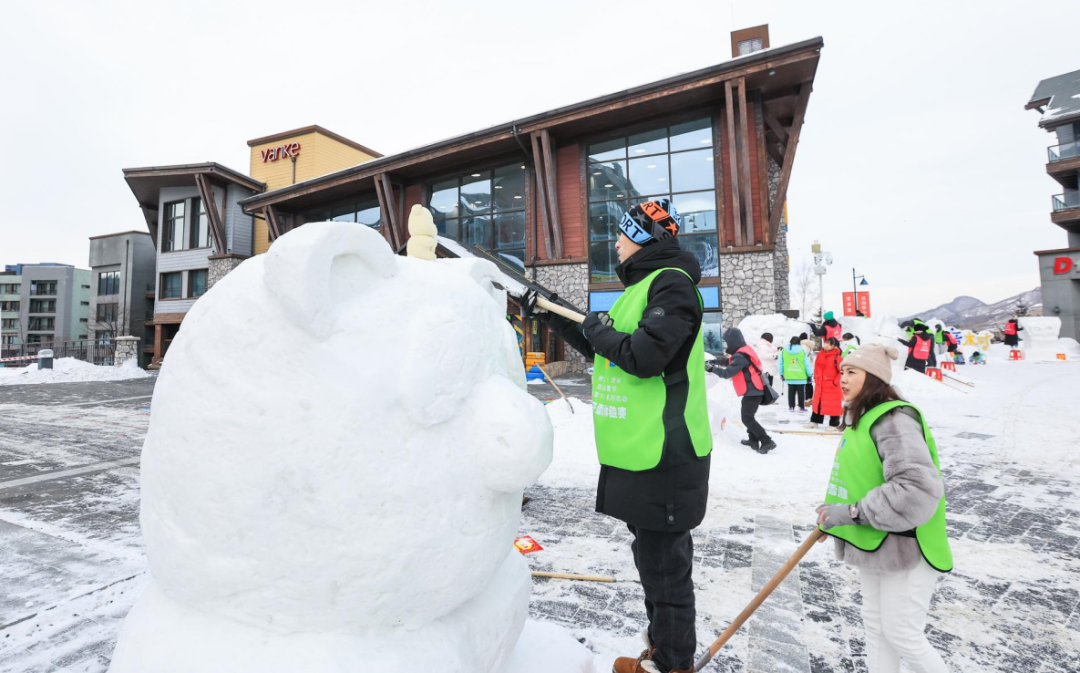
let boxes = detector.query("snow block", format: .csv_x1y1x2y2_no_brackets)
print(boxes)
108,222,559,673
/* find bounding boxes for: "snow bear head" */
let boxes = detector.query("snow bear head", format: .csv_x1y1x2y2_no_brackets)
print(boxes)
140,221,552,633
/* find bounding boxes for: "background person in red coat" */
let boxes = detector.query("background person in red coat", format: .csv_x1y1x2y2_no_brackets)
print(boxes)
806,337,844,430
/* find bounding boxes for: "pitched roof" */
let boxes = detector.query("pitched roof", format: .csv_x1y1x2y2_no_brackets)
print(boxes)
1027,69,1080,128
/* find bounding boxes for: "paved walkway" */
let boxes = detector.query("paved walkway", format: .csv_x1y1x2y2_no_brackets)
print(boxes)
2,370,1079,672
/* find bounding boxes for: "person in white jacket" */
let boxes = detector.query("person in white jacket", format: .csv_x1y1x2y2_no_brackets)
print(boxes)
754,332,779,387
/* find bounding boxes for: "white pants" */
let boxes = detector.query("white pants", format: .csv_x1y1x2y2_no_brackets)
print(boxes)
859,560,949,673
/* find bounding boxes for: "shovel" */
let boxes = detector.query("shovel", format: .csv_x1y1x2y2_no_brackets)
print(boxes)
693,528,825,671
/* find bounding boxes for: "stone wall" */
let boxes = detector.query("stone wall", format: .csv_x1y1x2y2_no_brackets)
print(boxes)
719,251,777,321
114,336,140,368
208,257,244,290
768,158,791,312
532,263,588,364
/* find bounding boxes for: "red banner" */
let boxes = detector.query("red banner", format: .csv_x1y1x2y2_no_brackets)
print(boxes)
842,292,871,317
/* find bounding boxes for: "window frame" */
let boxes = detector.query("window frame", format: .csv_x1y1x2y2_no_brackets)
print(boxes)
300,194,383,231
584,113,721,287
162,200,186,253
424,160,529,268
188,269,208,298
189,197,211,250
98,270,121,296
160,272,183,300
96,302,119,324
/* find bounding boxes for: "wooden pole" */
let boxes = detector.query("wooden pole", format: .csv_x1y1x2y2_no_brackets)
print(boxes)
538,363,574,414
535,296,584,324
694,528,824,671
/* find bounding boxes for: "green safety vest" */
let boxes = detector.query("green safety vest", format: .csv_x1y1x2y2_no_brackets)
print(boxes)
934,330,945,344
593,268,712,471
782,348,808,382
822,401,953,572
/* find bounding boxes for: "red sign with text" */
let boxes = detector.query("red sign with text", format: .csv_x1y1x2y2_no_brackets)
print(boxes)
842,292,872,317
261,142,301,163
1054,257,1074,274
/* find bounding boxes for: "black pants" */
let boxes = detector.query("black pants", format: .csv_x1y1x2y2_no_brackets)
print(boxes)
628,524,696,671
787,384,806,410
810,412,840,426
741,395,770,443
805,379,814,402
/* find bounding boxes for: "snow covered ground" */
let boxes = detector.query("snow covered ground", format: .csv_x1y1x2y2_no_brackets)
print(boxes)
0,359,150,387
0,362,1078,672
523,361,1080,672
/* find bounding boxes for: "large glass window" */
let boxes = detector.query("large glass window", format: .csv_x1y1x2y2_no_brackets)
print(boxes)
430,163,527,270
307,197,382,230
29,299,56,313
161,272,182,299
0,284,20,294
98,271,120,296
189,269,208,298
1,301,19,312
163,201,185,252
190,198,210,249
96,303,118,323
587,117,718,282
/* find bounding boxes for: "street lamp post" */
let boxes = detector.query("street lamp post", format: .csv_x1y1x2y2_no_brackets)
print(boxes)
812,240,832,320
852,269,869,316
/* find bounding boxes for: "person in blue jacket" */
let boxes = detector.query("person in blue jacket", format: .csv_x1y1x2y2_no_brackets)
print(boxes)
779,336,813,412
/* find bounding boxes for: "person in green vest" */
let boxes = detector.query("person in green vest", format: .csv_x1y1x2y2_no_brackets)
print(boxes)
779,335,811,412
840,332,860,359
814,343,952,673
523,199,710,673
933,324,946,357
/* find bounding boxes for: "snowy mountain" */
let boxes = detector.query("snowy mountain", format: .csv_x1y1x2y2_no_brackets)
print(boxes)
903,287,1042,331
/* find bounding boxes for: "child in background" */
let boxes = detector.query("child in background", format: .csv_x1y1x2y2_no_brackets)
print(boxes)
841,333,861,359
971,351,985,365
780,336,812,413
800,332,816,402
755,332,779,388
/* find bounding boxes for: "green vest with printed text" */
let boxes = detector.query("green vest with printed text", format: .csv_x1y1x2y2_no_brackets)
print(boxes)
822,401,953,572
783,347,808,382
592,268,712,471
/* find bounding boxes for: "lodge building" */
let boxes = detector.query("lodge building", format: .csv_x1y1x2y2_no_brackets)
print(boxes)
125,26,823,365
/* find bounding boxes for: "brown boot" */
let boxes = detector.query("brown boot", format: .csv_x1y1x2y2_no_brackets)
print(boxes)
611,655,693,673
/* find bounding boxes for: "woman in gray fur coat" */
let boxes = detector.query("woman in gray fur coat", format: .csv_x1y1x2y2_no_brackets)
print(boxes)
814,343,952,673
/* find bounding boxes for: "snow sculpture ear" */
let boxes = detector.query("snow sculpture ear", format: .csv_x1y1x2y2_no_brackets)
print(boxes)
452,258,508,308
264,222,395,338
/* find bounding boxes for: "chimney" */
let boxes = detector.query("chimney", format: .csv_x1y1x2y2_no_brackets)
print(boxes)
731,24,770,58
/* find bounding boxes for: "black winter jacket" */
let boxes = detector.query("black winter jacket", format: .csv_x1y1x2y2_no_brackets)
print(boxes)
708,328,763,396
809,319,840,338
541,238,710,531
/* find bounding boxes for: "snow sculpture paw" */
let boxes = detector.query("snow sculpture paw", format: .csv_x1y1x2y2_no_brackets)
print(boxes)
108,222,553,673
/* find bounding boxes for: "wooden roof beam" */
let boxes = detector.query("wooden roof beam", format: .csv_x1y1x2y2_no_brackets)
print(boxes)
539,129,563,259
724,80,743,247
530,132,554,259
265,205,283,242
194,174,228,254
768,83,812,243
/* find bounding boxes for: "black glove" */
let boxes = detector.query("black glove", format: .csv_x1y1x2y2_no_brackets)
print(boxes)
714,354,730,367
581,311,613,339
520,290,560,319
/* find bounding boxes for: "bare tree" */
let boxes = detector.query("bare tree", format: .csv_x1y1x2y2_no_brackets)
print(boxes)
791,259,818,320
90,301,130,344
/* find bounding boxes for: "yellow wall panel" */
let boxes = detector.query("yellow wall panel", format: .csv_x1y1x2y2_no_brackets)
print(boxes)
248,129,378,255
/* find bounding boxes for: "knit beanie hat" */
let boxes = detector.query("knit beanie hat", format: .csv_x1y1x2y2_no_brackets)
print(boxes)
618,199,681,245
824,311,834,321
842,342,898,385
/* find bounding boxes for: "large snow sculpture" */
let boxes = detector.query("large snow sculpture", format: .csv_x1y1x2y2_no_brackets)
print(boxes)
108,221,557,672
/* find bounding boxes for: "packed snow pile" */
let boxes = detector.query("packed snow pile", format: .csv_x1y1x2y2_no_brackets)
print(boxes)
736,314,809,349
108,222,593,672
0,357,149,386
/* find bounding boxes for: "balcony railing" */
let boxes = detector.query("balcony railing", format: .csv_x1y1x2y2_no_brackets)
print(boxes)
1052,193,1080,212
28,288,57,297
1048,141,1080,163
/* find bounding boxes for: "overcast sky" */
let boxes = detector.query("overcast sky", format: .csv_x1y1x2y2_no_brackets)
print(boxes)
2,0,1078,317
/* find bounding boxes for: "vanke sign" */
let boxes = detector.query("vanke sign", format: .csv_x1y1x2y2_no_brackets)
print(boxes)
261,142,301,163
